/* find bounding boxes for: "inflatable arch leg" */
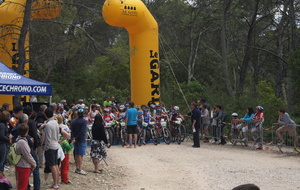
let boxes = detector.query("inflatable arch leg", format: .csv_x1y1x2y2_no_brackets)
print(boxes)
102,0,160,106
0,0,62,106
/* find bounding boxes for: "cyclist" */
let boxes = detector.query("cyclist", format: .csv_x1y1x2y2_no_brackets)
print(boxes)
252,106,264,150
115,105,126,138
169,106,185,135
76,99,86,109
137,111,144,142
103,96,112,107
141,108,153,145
154,109,167,136
103,108,114,124
118,105,126,119
149,104,156,116
239,107,255,141
89,105,100,122
276,109,296,146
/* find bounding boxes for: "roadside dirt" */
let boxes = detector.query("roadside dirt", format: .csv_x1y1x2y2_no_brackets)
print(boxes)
5,141,300,190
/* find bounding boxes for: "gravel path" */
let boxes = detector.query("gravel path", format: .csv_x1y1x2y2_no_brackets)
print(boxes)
5,142,300,190
107,142,300,190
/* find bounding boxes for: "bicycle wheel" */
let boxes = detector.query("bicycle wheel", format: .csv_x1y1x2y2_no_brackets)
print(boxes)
121,129,127,147
86,130,92,144
163,127,171,145
175,127,181,144
227,130,233,144
137,131,144,146
151,129,158,145
180,125,186,142
105,130,111,148
294,136,300,153
108,129,114,146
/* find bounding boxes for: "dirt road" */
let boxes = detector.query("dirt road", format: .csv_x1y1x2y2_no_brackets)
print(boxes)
107,142,300,190
5,142,300,190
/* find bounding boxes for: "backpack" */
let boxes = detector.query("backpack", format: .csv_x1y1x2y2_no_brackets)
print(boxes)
8,140,21,166
221,111,227,122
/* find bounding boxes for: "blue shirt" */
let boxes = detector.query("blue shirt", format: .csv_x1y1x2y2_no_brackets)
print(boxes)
242,113,254,121
125,108,138,125
143,113,151,123
71,117,87,143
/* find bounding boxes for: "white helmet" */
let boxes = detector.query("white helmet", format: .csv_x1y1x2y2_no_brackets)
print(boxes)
119,105,125,110
231,113,238,117
174,106,179,111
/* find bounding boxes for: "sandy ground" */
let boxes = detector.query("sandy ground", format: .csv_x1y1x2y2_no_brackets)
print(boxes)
5,141,300,190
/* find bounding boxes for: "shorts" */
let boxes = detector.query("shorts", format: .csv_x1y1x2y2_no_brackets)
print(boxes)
44,159,61,173
242,126,248,132
74,142,86,156
127,125,138,134
276,125,296,137
45,149,58,167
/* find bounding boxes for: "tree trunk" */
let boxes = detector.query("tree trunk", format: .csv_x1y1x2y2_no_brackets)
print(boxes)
220,0,235,97
237,0,259,97
287,0,296,113
14,0,32,105
275,1,288,98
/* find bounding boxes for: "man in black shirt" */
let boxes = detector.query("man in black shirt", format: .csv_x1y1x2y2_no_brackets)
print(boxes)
191,103,200,148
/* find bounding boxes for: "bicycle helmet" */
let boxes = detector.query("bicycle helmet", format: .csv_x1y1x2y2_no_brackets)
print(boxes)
138,111,143,115
78,99,84,103
156,109,162,113
231,113,238,117
256,106,264,111
61,99,66,103
174,106,179,111
150,104,155,108
119,105,125,110
104,108,110,112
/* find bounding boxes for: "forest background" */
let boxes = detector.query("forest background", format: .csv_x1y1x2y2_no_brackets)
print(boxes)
2,0,300,128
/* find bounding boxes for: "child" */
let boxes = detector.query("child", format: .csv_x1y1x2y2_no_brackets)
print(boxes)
103,108,113,124
154,109,166,136
15,124,36,190
137,111,144,138
60,134,73,184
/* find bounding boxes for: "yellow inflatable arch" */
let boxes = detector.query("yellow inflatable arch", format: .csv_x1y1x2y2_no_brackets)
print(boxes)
102,0,160,106
0,0,62,105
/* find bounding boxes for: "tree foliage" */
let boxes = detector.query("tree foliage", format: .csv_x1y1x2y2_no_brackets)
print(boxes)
6,0,299,123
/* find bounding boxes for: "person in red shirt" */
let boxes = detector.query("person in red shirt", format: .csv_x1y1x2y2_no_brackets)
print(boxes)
251,106,264,150
102,109,113,124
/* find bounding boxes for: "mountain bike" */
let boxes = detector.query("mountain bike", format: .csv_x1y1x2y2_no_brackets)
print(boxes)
227,121,247,147
160,119,171,144
105,121,115,148
171,118,182,144
137,122,148,146
86,124,93,144
148,120,159,145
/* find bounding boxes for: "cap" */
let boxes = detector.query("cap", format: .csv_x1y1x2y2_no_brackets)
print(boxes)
231,113,238,117
78,108,84,113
